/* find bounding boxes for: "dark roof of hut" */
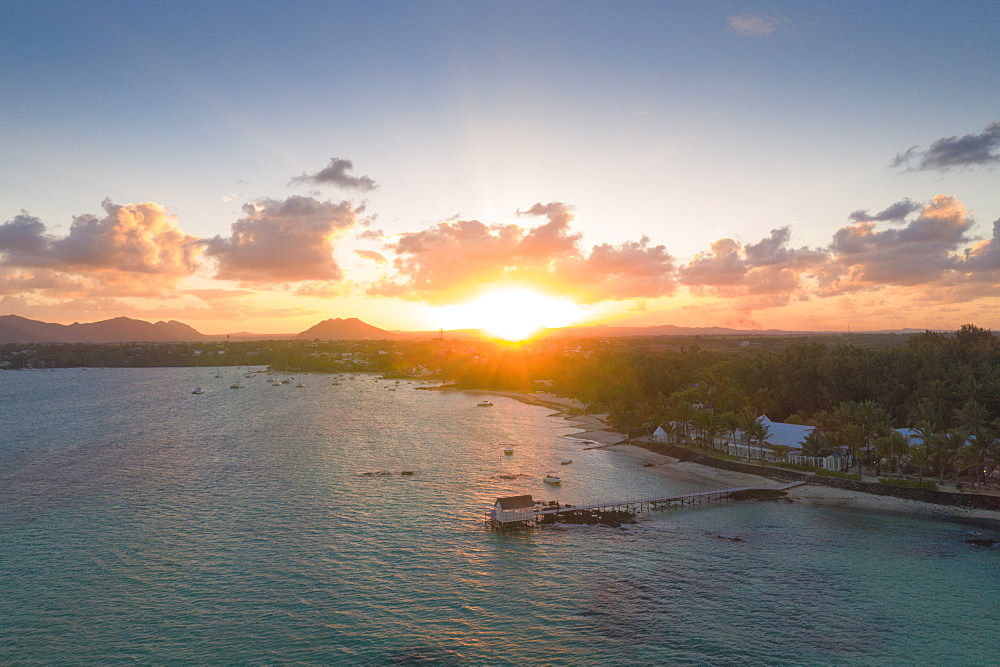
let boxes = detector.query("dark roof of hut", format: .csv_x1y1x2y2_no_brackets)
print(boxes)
495,495,534,510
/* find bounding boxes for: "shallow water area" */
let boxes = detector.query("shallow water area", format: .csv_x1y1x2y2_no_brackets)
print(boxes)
2,368,998,665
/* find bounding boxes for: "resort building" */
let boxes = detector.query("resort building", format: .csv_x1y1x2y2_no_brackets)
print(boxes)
652,415,848,471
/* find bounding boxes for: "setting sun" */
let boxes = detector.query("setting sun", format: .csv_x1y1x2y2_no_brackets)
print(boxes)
435,288,585,340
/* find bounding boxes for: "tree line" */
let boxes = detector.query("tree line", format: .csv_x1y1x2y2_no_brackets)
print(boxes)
548,325,1000,486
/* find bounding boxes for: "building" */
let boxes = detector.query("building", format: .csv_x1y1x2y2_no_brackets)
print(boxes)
489,495,536,525
730,416,846,471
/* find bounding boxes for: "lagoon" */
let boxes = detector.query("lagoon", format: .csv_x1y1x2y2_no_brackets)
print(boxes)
2,368,998,665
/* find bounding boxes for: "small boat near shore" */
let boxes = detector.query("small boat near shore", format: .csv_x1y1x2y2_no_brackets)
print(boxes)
544,472,562,484
192,387,204,394
477,400,493,407
560,459,572,465
504,446,515,455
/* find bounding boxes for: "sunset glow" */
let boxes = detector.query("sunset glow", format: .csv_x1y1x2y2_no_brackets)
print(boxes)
0,4,996,334
435,289,585,341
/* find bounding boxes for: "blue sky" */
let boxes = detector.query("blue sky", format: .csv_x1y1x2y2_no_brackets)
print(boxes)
2,1,998,333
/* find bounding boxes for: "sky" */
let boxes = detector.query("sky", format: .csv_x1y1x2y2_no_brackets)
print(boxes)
2,0,999,335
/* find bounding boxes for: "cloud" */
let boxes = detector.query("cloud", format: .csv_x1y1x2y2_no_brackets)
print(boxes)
848,198,922,223
290,158,377,191
891,122,1000,171
727,13,788,36
678,227,827,308
355,249,388,265
203,196,358,284
820,195,973,294
369,202,675,304
555,237,676,302
958,218,1000,284
294,281,351,298
517,201,574,226
0,199,201,296
357,228,385,241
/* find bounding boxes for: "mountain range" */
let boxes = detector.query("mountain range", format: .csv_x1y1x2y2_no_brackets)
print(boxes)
0,314,932,344
0,315,208,344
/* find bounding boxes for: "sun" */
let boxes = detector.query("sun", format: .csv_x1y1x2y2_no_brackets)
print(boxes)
435,288,585,341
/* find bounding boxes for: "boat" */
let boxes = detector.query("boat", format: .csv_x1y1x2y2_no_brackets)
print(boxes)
229,384,240,389
543,472,562,484
504,446,514,455
476,400,493,407
560,459,573,465
192,387,205,395
295,383,305,388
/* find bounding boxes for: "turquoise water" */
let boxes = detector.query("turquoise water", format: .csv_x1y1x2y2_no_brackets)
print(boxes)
2,368,998,665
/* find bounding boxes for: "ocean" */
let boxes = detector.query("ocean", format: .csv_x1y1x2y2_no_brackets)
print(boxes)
2,367,998,665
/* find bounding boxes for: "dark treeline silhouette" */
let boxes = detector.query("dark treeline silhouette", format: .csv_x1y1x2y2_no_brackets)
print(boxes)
548,324,1000,486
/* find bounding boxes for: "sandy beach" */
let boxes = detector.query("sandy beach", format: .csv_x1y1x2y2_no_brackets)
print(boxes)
602,442,1000,523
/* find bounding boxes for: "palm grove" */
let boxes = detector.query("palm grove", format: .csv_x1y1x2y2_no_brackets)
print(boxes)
548,325,1000,488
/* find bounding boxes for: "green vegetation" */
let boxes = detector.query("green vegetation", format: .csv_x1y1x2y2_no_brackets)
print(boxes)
878,478,938,491
816,469,863,481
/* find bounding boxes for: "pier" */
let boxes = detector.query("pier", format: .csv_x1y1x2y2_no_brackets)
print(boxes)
485,481,806,530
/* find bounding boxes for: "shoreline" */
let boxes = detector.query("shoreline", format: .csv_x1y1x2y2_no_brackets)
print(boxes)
605,443,1000,524
465,387,1000,524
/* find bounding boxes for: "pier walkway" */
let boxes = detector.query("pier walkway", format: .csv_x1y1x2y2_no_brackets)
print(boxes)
485,481,805,530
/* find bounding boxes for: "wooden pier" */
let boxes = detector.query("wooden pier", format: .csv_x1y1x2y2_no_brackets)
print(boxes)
484,482,805,531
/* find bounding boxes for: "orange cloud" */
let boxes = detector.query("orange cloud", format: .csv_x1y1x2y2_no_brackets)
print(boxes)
0,199,200,297
820,195,972,294
369,202,674,304
203,196,357,285
679,226,826,308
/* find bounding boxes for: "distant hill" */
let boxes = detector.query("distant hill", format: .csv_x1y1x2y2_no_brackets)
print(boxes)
0,313,939,345
0,315,209,343
297,317,397,340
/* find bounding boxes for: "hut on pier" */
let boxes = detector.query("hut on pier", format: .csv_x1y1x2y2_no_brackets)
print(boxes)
487,495,536,528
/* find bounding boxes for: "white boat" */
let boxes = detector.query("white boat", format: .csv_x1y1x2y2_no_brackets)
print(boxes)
477,400,493,407
192,387,205,394
560,459,573,465
504,446,514,455
543,472,562,484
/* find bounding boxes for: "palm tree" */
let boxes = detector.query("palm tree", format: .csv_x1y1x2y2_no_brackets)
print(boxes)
908,445,931,482
656,420,677,444
841,422,868,477
874,430,909,476
746,419,772,463
801,430,830,459
965,428,998,486
954,399,989,435
672,401,694,444
718,410,737,442
703,413,725,452
736,408,760,461
770,443,792,465
691,408,714,449
931,430,965,483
